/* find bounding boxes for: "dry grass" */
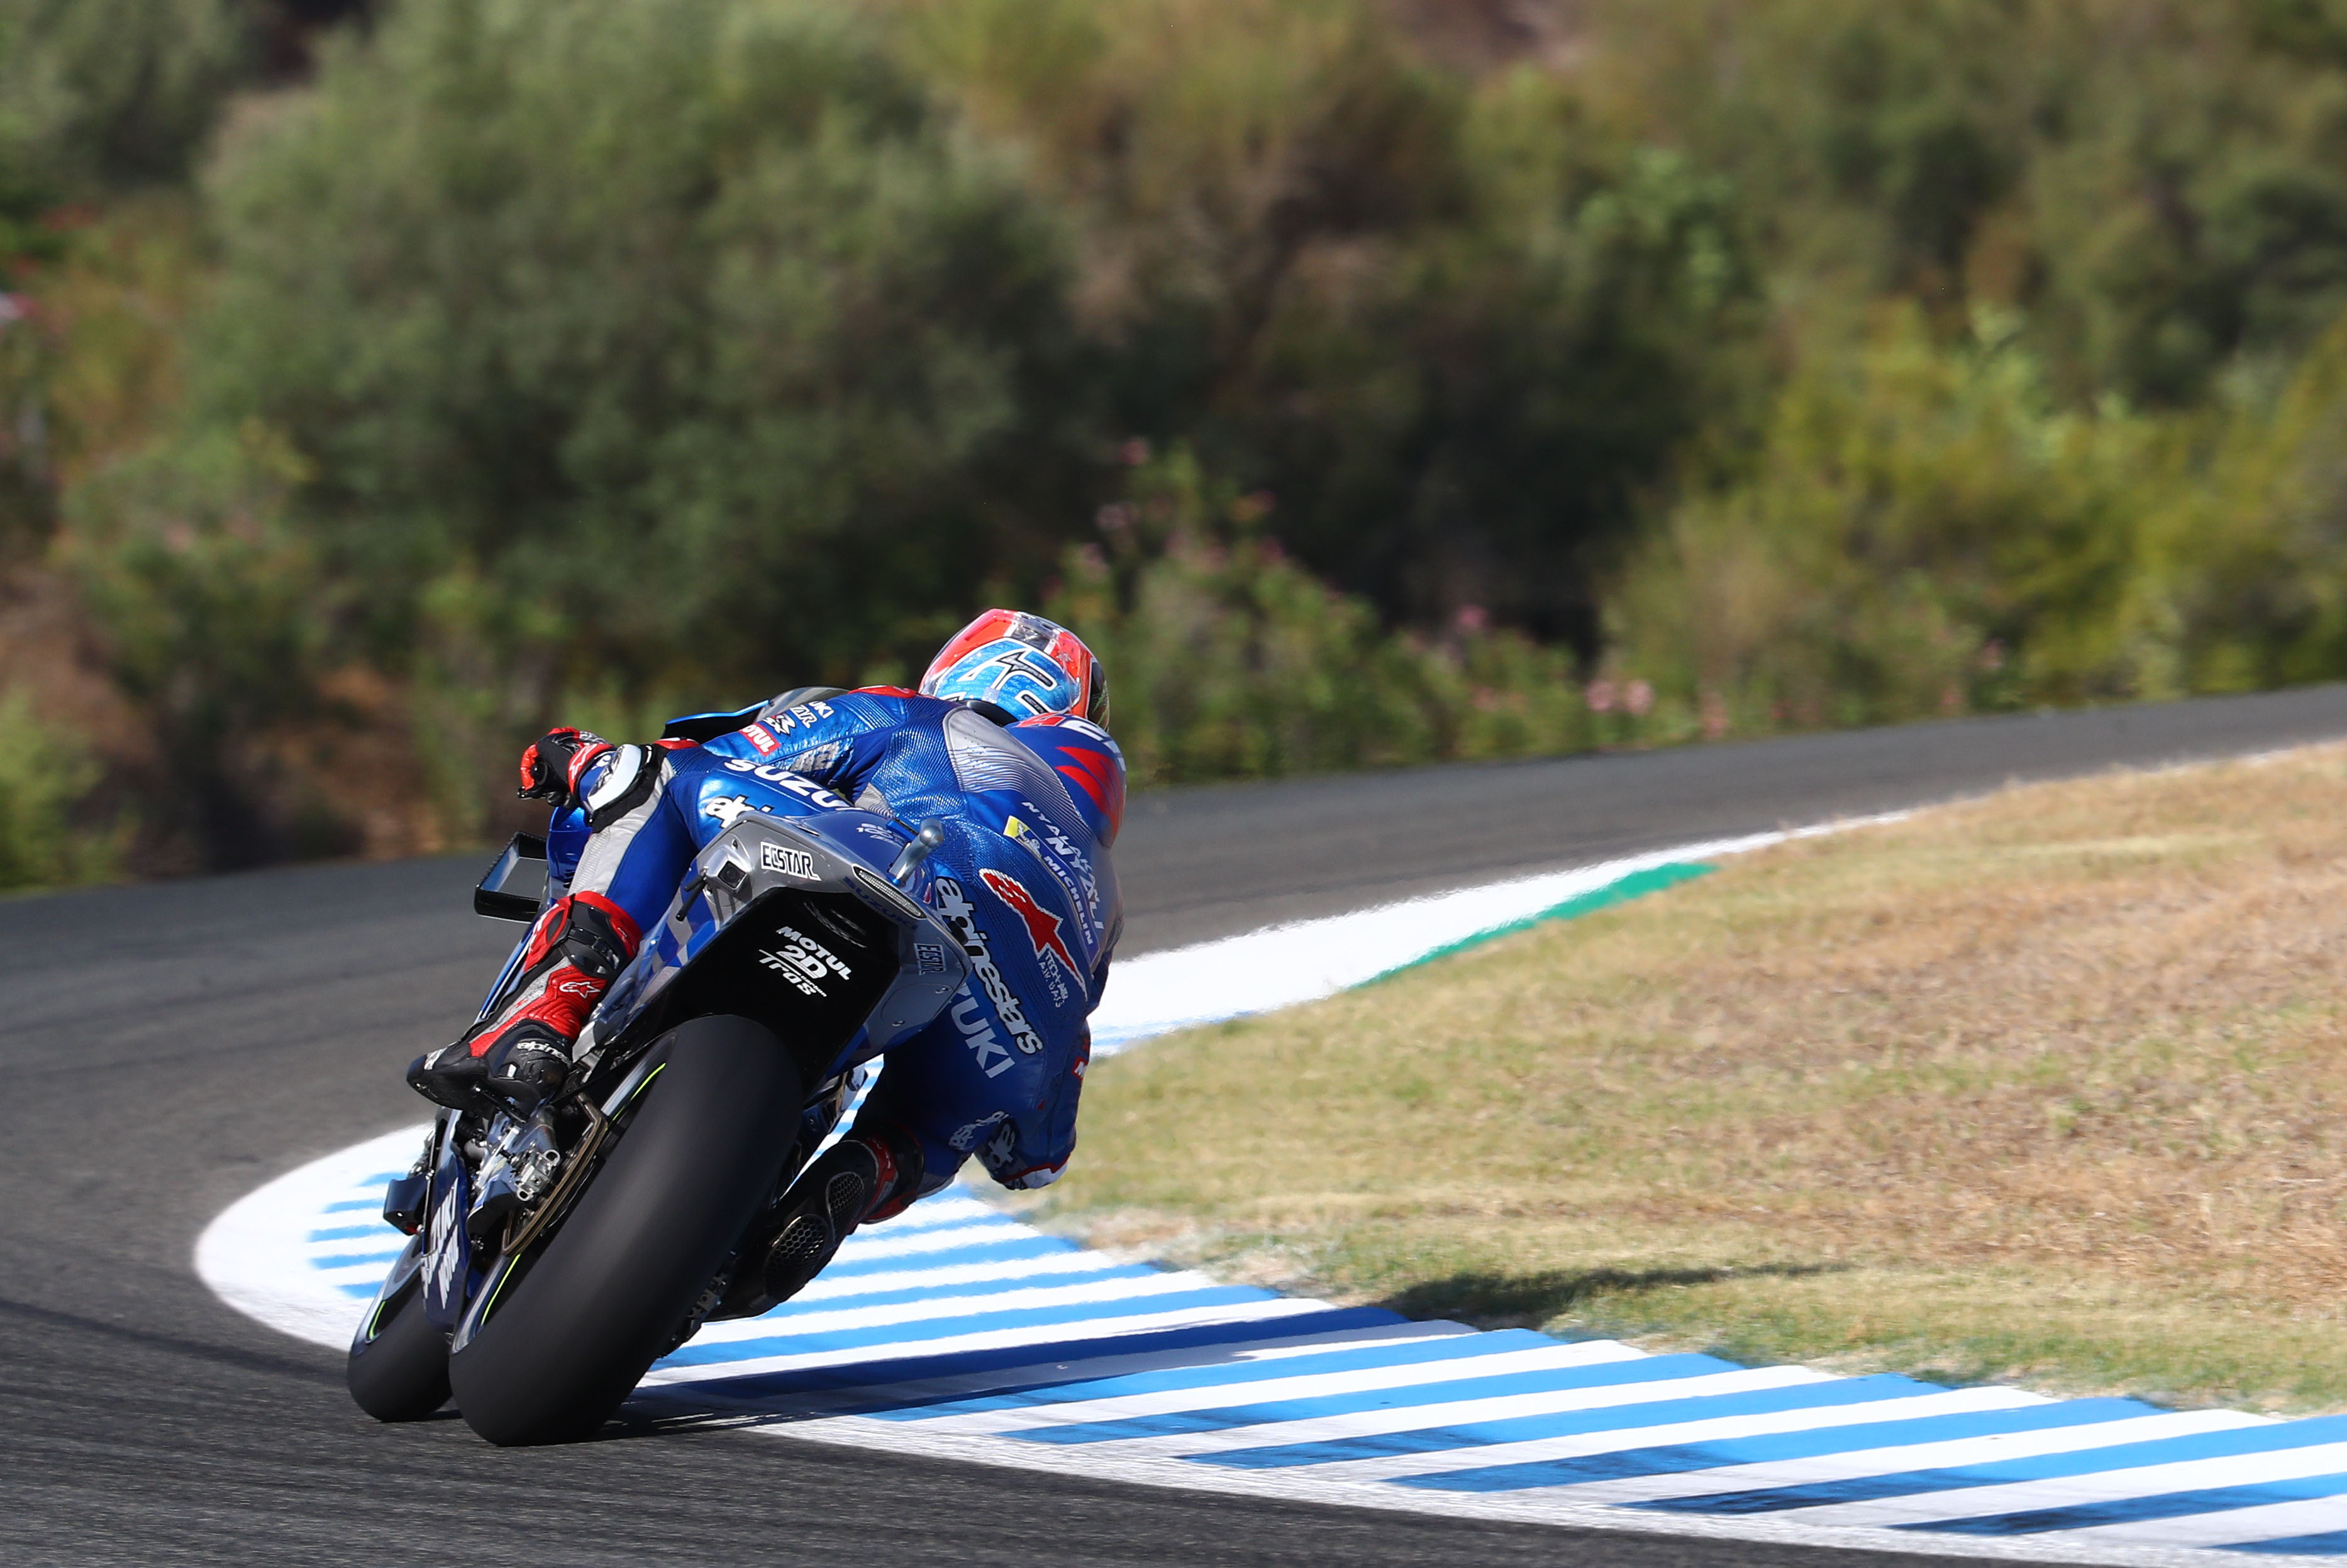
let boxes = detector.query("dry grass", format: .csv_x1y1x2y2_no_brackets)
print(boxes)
1029,744,2347,1411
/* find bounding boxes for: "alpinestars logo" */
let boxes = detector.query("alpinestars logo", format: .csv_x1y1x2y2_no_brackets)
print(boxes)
978,868,1079,1006
1017,798,1103,941
701,794,757,827
933,876,1045,1063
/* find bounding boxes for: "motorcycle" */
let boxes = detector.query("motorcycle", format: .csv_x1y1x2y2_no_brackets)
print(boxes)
343,710,970,1445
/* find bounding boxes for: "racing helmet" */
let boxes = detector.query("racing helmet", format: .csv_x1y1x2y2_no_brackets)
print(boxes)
919,609,1108,725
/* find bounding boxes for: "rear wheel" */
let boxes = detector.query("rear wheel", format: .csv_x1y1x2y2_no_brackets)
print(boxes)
447,1015,801,1445
347,1256,450,1422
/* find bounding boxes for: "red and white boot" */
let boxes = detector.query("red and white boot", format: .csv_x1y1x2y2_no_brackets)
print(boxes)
407,892,641,1115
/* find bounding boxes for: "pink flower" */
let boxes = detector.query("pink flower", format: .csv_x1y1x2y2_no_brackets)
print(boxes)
1585,679,1616,714
1700,688,1728,740
1119,437,1151,467
1453,604,1489,634
1626,680,1654,717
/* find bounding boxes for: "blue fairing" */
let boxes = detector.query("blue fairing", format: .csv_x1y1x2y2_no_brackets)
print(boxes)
475,685,1127,1196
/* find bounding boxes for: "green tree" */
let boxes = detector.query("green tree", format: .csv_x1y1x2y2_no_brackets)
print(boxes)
906,0,1757,647
192,0,1081,804
0,0,250,198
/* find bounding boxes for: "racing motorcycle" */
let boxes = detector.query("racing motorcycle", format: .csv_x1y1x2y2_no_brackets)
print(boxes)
344,712,970,1446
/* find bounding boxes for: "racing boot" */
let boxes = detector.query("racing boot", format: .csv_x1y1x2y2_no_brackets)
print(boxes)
408,892,641,1116
746,1123,924,1311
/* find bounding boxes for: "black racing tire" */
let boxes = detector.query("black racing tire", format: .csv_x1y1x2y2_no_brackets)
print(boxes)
447,1015,801,1446
346,1263,450,1422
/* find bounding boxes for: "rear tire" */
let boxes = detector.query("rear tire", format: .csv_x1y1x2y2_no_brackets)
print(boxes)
347,1264,451,1422
447,1015,801,1446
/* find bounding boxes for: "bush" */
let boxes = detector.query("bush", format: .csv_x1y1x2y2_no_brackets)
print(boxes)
62,419,345,866
0,685,117,889
1047,449,1591,785
1603,307,2173,736
0,0,249,199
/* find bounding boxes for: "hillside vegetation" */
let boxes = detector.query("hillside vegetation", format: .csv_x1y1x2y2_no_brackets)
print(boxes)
11,1,2347,877
1038,746,2347,1412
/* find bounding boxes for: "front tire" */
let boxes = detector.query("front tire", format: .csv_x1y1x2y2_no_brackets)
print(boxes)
447,1015,801,1445
347,1252,450,1422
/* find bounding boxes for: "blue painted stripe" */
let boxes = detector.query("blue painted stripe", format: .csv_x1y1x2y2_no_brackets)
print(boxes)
338,1283,378,1299
856,1328,1556,1422
765,1262,1165,1317
1907,1470,2347,1537
1414,1398,2150,1495
850,1209,1029,1245
657,1284,1285,1370
306,1223,394,1242
1013,1350,1744,1447
820,1235,1084,1279
1198,1372,1947,1471
1637,1415,2347,1515
2226,1528,2347,1555
321,1198,381,1213
309,1248,405,1269
680,1308,1405,1403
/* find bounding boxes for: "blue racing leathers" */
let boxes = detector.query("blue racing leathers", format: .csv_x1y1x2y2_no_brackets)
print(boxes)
559,687,1126,1202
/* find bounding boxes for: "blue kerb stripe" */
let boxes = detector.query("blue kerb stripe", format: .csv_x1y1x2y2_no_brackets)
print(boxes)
2228,1528,2347,1554
1197,1373,1943,1471
307,1223,393,1242
338,1283,379,1298
310,1248,404,1269
1646,1414,2347,1515
1421,1398,2148,1496
1908,1469,2347,1537
859,1207,1023,1241
762,1263,1162,1317
657,1285,1283,1369
857,1328,1560,1422
321,1198,380,1213
1012,1350,1741,1447
680,1308,1403,1401
821,1235,1084,1279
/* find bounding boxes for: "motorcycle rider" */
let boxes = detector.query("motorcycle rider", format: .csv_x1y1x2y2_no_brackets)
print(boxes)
406,609,1124,1308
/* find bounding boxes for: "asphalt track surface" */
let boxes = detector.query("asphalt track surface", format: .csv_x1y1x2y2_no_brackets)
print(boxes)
10,685,2347,1567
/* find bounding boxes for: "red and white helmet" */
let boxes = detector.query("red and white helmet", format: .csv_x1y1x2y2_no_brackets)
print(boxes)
919,609,1108,724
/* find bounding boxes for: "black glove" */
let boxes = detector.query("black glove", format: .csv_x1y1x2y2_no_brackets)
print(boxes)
516,727,613,808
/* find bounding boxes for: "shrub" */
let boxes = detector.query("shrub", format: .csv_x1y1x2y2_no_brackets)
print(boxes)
1603,306,2175,736
62,419,344,866
1047,449,1591,785
0,685,117,889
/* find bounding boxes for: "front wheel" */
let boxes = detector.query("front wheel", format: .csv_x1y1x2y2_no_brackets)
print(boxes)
447,1015,802,1445
347,1245,451,1421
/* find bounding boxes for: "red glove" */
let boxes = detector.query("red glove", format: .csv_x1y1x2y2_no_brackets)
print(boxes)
517,727,614,807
